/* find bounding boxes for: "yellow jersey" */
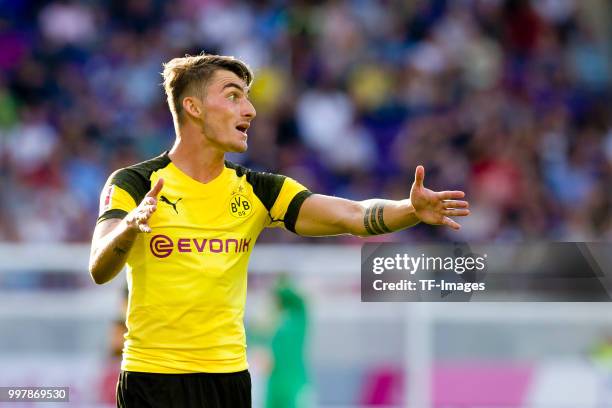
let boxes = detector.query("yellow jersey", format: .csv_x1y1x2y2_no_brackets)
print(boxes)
97,151,311,373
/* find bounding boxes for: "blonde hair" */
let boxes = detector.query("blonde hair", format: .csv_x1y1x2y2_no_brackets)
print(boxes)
161,53,253,122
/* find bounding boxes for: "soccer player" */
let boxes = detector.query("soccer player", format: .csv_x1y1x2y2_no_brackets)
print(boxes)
89,54,469,408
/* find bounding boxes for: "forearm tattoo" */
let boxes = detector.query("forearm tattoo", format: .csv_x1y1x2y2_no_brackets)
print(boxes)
113,246,127,256
363,202,392,235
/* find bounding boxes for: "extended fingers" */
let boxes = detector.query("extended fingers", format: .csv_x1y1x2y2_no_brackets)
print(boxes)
414,166,425,188
442,216,461,230
443,200,469,208
442,200,469,217
437,190,465,200
443,208,470,216
441,198,469,217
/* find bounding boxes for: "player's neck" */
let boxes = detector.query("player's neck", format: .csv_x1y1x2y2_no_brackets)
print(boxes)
168,139,225,184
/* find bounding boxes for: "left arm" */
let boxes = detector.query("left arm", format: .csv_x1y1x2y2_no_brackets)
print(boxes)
294,166,469,237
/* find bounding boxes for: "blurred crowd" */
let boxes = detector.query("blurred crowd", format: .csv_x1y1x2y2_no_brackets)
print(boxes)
0,0,610,243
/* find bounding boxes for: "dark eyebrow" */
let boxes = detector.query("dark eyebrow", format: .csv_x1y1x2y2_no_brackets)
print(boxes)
222,82,249,94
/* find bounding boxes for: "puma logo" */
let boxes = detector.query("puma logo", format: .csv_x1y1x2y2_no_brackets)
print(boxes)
160,195,182,214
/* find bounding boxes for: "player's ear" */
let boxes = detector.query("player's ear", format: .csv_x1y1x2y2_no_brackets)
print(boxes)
182,96,202,118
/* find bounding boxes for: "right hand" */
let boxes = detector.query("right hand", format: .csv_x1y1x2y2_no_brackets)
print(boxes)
125,178,164,233
410,166,469,230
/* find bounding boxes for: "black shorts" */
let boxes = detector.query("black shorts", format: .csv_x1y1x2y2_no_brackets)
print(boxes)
116,370,251,408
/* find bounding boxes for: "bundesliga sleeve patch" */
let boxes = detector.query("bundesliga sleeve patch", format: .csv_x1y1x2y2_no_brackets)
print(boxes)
100,184,115,215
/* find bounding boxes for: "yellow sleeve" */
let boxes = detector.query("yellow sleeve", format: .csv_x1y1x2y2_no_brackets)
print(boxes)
97,171,138,224
268,177,312,232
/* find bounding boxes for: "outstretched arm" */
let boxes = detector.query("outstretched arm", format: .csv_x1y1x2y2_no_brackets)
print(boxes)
294,166,469,237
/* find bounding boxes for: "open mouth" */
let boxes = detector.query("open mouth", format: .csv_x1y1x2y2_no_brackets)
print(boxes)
236,124,249,135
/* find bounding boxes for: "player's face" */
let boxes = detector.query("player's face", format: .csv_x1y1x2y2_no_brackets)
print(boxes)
198,70,256,153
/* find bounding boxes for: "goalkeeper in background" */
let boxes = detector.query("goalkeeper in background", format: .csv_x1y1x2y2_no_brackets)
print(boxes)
266,277,311,408
89,53,469,408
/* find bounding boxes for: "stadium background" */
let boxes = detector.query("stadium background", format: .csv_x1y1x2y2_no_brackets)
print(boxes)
0,0,611,406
